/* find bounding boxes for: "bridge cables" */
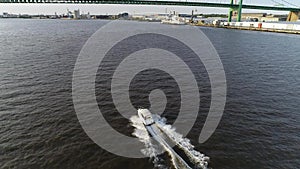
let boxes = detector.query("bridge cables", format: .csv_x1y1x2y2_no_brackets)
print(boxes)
280,0,300,8
270,0,285,7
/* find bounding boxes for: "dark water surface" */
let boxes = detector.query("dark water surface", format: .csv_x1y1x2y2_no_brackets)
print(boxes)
0,19,299,169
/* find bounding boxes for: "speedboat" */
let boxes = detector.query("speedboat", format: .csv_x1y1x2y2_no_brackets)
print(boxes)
137,108,155,126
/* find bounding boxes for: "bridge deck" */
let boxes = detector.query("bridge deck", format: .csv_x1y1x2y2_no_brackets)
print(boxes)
0,0,299,12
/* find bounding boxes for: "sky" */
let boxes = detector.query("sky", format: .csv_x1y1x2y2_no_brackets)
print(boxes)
0,0,300,15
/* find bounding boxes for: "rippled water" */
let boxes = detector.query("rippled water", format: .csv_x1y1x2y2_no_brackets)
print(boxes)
0,19,299,169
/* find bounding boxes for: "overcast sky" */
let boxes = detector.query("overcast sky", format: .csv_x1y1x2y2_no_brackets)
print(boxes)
0,0,300,15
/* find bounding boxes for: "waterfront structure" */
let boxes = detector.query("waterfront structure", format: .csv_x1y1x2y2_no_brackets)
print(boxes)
219,21,300,34
73,9,80,19
261,14,287,22
2,12,18,18
240,13,287,22
1,0,299,22
161,11,187,25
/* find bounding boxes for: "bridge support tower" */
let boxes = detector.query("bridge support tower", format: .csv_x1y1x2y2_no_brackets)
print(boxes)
287,11,299,22
228,0,243,22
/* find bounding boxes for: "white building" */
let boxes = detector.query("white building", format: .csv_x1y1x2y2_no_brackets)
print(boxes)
73,10,80,19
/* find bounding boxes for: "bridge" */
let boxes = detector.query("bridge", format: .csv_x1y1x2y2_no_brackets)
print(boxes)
0,0,299,21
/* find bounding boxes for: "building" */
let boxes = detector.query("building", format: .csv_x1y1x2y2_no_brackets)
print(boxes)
118,12,129,19
261,14,287,22
131,14,145,20
240,13,267,21
239,13,287,22
2,12,18,18
73,9,80,19
81,12,91,19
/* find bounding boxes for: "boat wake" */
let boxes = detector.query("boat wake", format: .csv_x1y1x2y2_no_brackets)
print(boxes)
130,112,209,169
130,115,167,169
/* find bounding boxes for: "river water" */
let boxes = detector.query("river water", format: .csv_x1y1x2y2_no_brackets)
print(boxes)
0,19,299,169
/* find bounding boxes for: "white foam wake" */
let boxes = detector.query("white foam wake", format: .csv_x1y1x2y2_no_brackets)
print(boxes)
154,115,209,169
130,115,167,169
130,114,209,169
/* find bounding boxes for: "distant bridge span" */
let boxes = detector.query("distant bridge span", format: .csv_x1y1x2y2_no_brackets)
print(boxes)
0,0,299,21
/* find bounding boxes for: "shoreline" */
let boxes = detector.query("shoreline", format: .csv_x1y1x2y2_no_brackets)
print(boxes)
1,17,300,35
192,24,300,35
222,26,300,35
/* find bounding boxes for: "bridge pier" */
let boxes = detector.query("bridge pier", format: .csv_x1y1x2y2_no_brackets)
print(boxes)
228,0,234,22
228,0,243,22
237,0,243,22
287,11,299,22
